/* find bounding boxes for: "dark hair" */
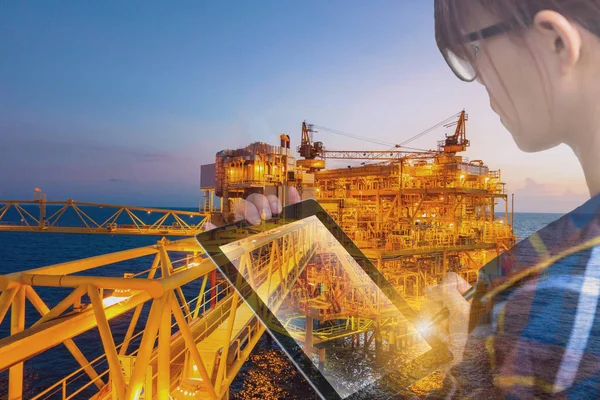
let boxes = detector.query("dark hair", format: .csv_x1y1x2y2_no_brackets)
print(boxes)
435,0,600,61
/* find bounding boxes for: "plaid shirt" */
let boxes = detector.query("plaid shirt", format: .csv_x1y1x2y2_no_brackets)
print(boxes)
428,195,600,399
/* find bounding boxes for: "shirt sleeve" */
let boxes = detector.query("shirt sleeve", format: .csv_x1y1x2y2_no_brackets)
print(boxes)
427,249,600,399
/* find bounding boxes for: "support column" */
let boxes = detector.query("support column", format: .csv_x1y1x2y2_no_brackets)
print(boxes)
443,250,448,276
305,317,314,355
210,269,217,309
375,325,382,362
318,348,326,372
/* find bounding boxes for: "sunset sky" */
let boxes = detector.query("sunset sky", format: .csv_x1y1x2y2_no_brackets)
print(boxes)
0,1,589,212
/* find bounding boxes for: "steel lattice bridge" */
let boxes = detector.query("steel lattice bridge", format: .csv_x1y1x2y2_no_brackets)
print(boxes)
0,199,435,399
0,218,320,399
0,197,208,236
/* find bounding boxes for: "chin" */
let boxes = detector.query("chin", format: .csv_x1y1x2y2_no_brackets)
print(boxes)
513,137,543,153
511,130,559,153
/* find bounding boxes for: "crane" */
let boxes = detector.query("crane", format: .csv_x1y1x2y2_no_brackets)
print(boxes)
440,110,469,154
296,110,469,171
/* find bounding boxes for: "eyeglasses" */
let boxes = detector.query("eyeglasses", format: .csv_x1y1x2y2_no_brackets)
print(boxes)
442,20,517,82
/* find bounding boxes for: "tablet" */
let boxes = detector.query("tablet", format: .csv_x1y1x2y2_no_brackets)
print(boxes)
196,199,453,400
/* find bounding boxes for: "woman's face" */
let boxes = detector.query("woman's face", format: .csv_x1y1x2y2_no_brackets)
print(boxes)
463,6,576,153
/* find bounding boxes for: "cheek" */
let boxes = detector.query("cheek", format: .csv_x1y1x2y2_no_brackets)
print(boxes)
479,50,558,150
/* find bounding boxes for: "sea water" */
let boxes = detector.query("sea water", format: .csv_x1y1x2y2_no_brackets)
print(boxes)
0,210,562,399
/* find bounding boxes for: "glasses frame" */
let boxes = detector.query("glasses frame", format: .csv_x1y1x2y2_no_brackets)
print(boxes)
444,19,518,82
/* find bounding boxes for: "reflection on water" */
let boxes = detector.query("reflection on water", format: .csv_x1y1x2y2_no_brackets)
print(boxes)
232,335,319,400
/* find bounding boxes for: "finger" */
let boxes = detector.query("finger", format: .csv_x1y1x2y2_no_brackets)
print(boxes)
447,301,471,361
232,199,261,225
443,288,470,313
441,272,471,301
266,194,282,215
425,283,443,303
442,271,471,290
441,272,464,295
246,193,272,221
202,221,217,231
454,273,472,294
437,273,470,316
420,298,444,320
286,186,302,205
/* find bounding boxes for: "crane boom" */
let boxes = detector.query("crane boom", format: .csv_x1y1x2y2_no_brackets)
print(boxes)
318,150,440,161
297,111,468,171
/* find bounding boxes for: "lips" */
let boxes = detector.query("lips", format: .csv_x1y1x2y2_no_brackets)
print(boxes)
490,102,498,114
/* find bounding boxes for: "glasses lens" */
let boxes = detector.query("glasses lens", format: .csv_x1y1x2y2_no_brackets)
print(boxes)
444,48,476,82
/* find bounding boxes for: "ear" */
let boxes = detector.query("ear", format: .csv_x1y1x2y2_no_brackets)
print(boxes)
532,10,582,74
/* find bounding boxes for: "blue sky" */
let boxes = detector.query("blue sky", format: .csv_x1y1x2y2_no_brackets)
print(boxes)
0,1,588,211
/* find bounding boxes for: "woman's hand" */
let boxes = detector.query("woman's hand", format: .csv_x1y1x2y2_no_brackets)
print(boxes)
421,272,472,363
203,186,302,230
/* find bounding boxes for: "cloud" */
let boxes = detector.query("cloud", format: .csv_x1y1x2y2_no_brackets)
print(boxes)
511,177,589,213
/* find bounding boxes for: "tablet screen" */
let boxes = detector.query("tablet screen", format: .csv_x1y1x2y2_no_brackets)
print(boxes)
197,200,452,399
209,211,448,399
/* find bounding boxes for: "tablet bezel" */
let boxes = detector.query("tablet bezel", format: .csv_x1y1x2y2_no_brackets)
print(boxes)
195,199,453,400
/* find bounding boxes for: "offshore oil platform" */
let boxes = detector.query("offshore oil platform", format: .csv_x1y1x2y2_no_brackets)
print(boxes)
201,110,515,298
0,110,516,399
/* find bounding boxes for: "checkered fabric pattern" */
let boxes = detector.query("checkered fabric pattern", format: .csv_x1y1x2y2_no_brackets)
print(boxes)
427,195,600,399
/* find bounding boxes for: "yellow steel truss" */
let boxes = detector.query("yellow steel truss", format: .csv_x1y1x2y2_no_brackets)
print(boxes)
0,199,208,236
0,218,323,399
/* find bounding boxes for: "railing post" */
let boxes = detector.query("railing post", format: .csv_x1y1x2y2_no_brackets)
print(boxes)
158,293,172,398
9,285,26,400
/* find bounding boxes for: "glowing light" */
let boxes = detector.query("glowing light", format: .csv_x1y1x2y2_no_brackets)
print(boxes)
417,320,432,336
485,177,490,181
102,286,132,307
460,175,465,179
147,211,151,215
193,365,198,372
449,223,454,227
316,188,320,192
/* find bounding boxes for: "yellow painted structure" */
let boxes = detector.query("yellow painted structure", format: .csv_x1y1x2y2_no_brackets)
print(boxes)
206,111,517,298
0,110,519,398
0,220,320,399
0,196,208,236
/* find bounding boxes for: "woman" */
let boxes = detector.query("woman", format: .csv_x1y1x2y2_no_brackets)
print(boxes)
425,0,600,398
